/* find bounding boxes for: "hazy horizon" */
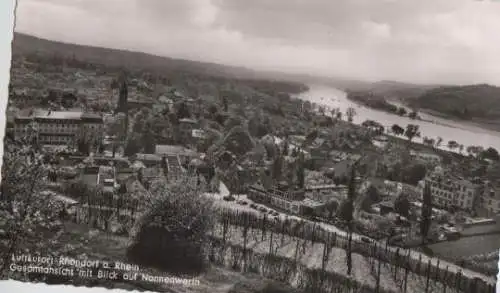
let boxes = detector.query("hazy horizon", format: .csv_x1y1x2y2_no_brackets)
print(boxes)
13,0,500,86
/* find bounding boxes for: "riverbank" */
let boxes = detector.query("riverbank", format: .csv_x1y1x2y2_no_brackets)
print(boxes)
412,107,500,133
385,97,500,133
297,84,500,151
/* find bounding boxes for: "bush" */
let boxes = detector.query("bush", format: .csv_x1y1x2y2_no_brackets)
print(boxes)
127,175,215,275
223,195,236,201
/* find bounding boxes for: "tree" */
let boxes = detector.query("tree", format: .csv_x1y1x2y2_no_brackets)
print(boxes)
360,185,380,211
423,137,435,147
404,124,420,142
161,155,169,178
282,139,289,156
436,137,443,148
141,125,156,154
342,164,357,276
480,147,500,161
272,154,283,184
124,135,142,156
0,139,63,276
394,194,410,218
391,124,404,136
447,140,459,151
296,152,305,189
402,163,427,185
223,115,244,133
176,101,191,119
408,111,418,120
346,107,356,123
467,145,484,158
420,182,433,243
303,128,319,148
76,136,91,155
221,96,229,112
397,107,407,116
127,175,214,274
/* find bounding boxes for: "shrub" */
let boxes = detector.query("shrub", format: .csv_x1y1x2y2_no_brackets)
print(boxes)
127,175,215,275
223,195,236,201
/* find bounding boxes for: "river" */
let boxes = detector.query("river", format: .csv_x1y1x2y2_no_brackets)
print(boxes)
296,84,500,151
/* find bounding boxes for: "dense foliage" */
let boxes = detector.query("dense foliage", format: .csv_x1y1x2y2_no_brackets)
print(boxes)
127,175,215,274
409,84,500,120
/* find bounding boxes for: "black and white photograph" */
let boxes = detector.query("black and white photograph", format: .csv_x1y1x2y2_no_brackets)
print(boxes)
1,0,500,292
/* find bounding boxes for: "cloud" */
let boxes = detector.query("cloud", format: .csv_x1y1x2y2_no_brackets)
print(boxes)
14,0,500,85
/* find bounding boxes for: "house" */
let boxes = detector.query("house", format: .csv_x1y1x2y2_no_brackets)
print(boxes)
424,167,483,211
128,98,155,110
300,198,328,217
305,184,348,202
410,150,441,165
372,135,389,149
480,181,500,217
179,118,198,142
155,144,198,163
133,153,163,168
248,184,303,215
97,165,117,194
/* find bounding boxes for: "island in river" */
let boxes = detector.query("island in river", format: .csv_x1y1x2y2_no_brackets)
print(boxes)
343,82,500,133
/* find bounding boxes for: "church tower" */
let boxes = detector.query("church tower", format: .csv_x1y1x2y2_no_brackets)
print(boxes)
114,73,129,140
115,75,128,114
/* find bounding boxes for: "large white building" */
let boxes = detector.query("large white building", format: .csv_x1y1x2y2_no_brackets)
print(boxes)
14,109,104,148
424,167,482,211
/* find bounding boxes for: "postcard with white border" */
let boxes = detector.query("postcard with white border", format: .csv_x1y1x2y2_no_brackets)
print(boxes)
1,0,499,292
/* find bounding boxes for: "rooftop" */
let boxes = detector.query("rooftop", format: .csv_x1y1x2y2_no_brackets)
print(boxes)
135,153,162,162
192,129,206,138
141,167,163,178
15,108,103,121
306,184,346,191
301,198,325,208
179,118,198,124
155,144,197,156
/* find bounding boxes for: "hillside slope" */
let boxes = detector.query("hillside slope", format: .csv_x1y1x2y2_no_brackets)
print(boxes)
11,32,263,80
408,84,500,120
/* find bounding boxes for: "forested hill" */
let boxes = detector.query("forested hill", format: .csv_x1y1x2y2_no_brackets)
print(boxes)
10,32,307,94
11,33,260,79
408,84,500,120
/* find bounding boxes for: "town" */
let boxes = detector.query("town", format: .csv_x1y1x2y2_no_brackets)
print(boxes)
1,35,499,293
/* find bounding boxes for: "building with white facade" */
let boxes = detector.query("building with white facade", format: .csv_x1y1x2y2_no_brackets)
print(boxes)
424,167,482,211
14,109,104,148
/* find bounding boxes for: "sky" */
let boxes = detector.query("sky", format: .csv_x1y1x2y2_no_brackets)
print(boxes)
13,0,500,86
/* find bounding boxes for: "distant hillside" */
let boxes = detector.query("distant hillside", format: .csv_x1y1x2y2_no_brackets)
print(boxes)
11,33,372,92
408,84,500,120
369,80,441,99
344,80,441,101
11,32,268,80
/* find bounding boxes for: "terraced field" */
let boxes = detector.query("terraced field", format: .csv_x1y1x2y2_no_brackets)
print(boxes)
210,223,479,293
